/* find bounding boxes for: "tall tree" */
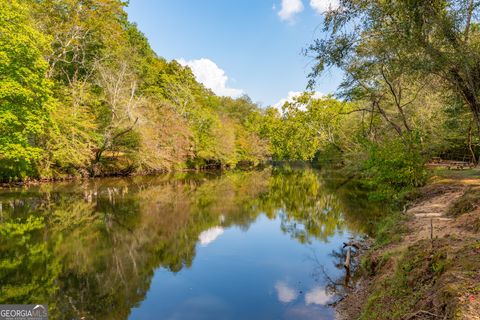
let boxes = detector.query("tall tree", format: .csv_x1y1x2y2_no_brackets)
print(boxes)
0,0,53,180
306,0,480,133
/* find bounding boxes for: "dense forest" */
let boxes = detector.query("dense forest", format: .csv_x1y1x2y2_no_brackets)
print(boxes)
2,0,480,202
1,0,271,181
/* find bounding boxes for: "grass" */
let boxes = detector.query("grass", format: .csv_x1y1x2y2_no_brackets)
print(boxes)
372,211,407,247
359,238,480,320
359,242,436,319
447,186,480,217
431,167,480,180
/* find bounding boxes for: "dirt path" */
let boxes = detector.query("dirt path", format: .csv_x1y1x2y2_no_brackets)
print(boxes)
403,186,473,245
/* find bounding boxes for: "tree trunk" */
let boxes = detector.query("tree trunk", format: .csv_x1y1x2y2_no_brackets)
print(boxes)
467,121,477,165
449,68,480,134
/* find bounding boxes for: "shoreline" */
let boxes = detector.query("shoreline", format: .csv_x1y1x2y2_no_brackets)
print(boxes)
0,161,318,188
336,170,480,319
0,166,264,188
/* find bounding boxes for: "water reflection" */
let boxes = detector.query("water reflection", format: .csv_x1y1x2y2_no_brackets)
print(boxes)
198,227,224,246
305,287,332,306
0,167,381,319
274,281,298,303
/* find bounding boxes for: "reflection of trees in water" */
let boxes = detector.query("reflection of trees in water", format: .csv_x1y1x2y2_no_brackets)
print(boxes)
319,170,387,236
0,171,271,319
308,241,365,306
269,167,386,243
0,167,377,319
258,168,346,243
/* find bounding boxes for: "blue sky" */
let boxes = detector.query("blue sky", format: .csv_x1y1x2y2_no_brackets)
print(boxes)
125,0,343,107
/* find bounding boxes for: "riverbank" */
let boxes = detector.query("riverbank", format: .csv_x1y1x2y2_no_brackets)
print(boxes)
337,169,480,320
0,165,265,188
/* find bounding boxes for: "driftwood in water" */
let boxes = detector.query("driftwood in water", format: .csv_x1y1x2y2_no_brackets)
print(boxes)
343,247,352,287
344,247,351,271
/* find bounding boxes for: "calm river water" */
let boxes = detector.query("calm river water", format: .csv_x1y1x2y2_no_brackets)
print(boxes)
0,167,382,319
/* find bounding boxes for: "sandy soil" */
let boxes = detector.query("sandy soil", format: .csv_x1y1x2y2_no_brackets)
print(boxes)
403,186,476,245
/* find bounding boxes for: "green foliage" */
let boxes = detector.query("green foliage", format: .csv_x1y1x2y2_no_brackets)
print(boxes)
4,0,476,188
0,0,53,180
261,93,353,161
0,0,270,181
0,216,60,305
45,83,99,175
361,133,429,200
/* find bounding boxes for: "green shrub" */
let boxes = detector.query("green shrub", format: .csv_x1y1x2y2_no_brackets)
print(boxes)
361,132,429,201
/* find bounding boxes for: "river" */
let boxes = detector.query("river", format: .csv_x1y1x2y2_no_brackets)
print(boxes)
0,166,382,319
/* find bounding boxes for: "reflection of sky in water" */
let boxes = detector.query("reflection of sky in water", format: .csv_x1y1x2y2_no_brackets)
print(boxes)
305,287,332,305
275,281,298,303
0,168,372,320
131,215,348,319
198,226,224,246
275,281,333,306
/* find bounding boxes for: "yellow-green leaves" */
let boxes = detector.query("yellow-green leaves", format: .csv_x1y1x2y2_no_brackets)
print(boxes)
0,0,53,180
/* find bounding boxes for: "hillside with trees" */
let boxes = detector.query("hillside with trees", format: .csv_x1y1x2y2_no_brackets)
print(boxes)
0,0,270,182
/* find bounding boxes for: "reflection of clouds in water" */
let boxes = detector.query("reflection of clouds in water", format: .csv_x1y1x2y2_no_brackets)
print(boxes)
198,227,224,246
275,281,298,303
305,287,332,305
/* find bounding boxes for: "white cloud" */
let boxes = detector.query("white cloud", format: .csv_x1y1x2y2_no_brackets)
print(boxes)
198,226,224,246
275,281,298,303
177,58,243,98
305,287,332,305
309,0,339,14
272,91,323,110
278,0,304,21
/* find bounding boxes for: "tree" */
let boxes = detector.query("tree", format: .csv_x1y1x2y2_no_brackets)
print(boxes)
28,0,127,84
0,0,53,180
260,93,354,161
92,60,141,175
306,0,480,135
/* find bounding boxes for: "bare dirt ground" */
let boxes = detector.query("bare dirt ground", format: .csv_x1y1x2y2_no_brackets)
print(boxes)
403,185,476,246
336,171,480,320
